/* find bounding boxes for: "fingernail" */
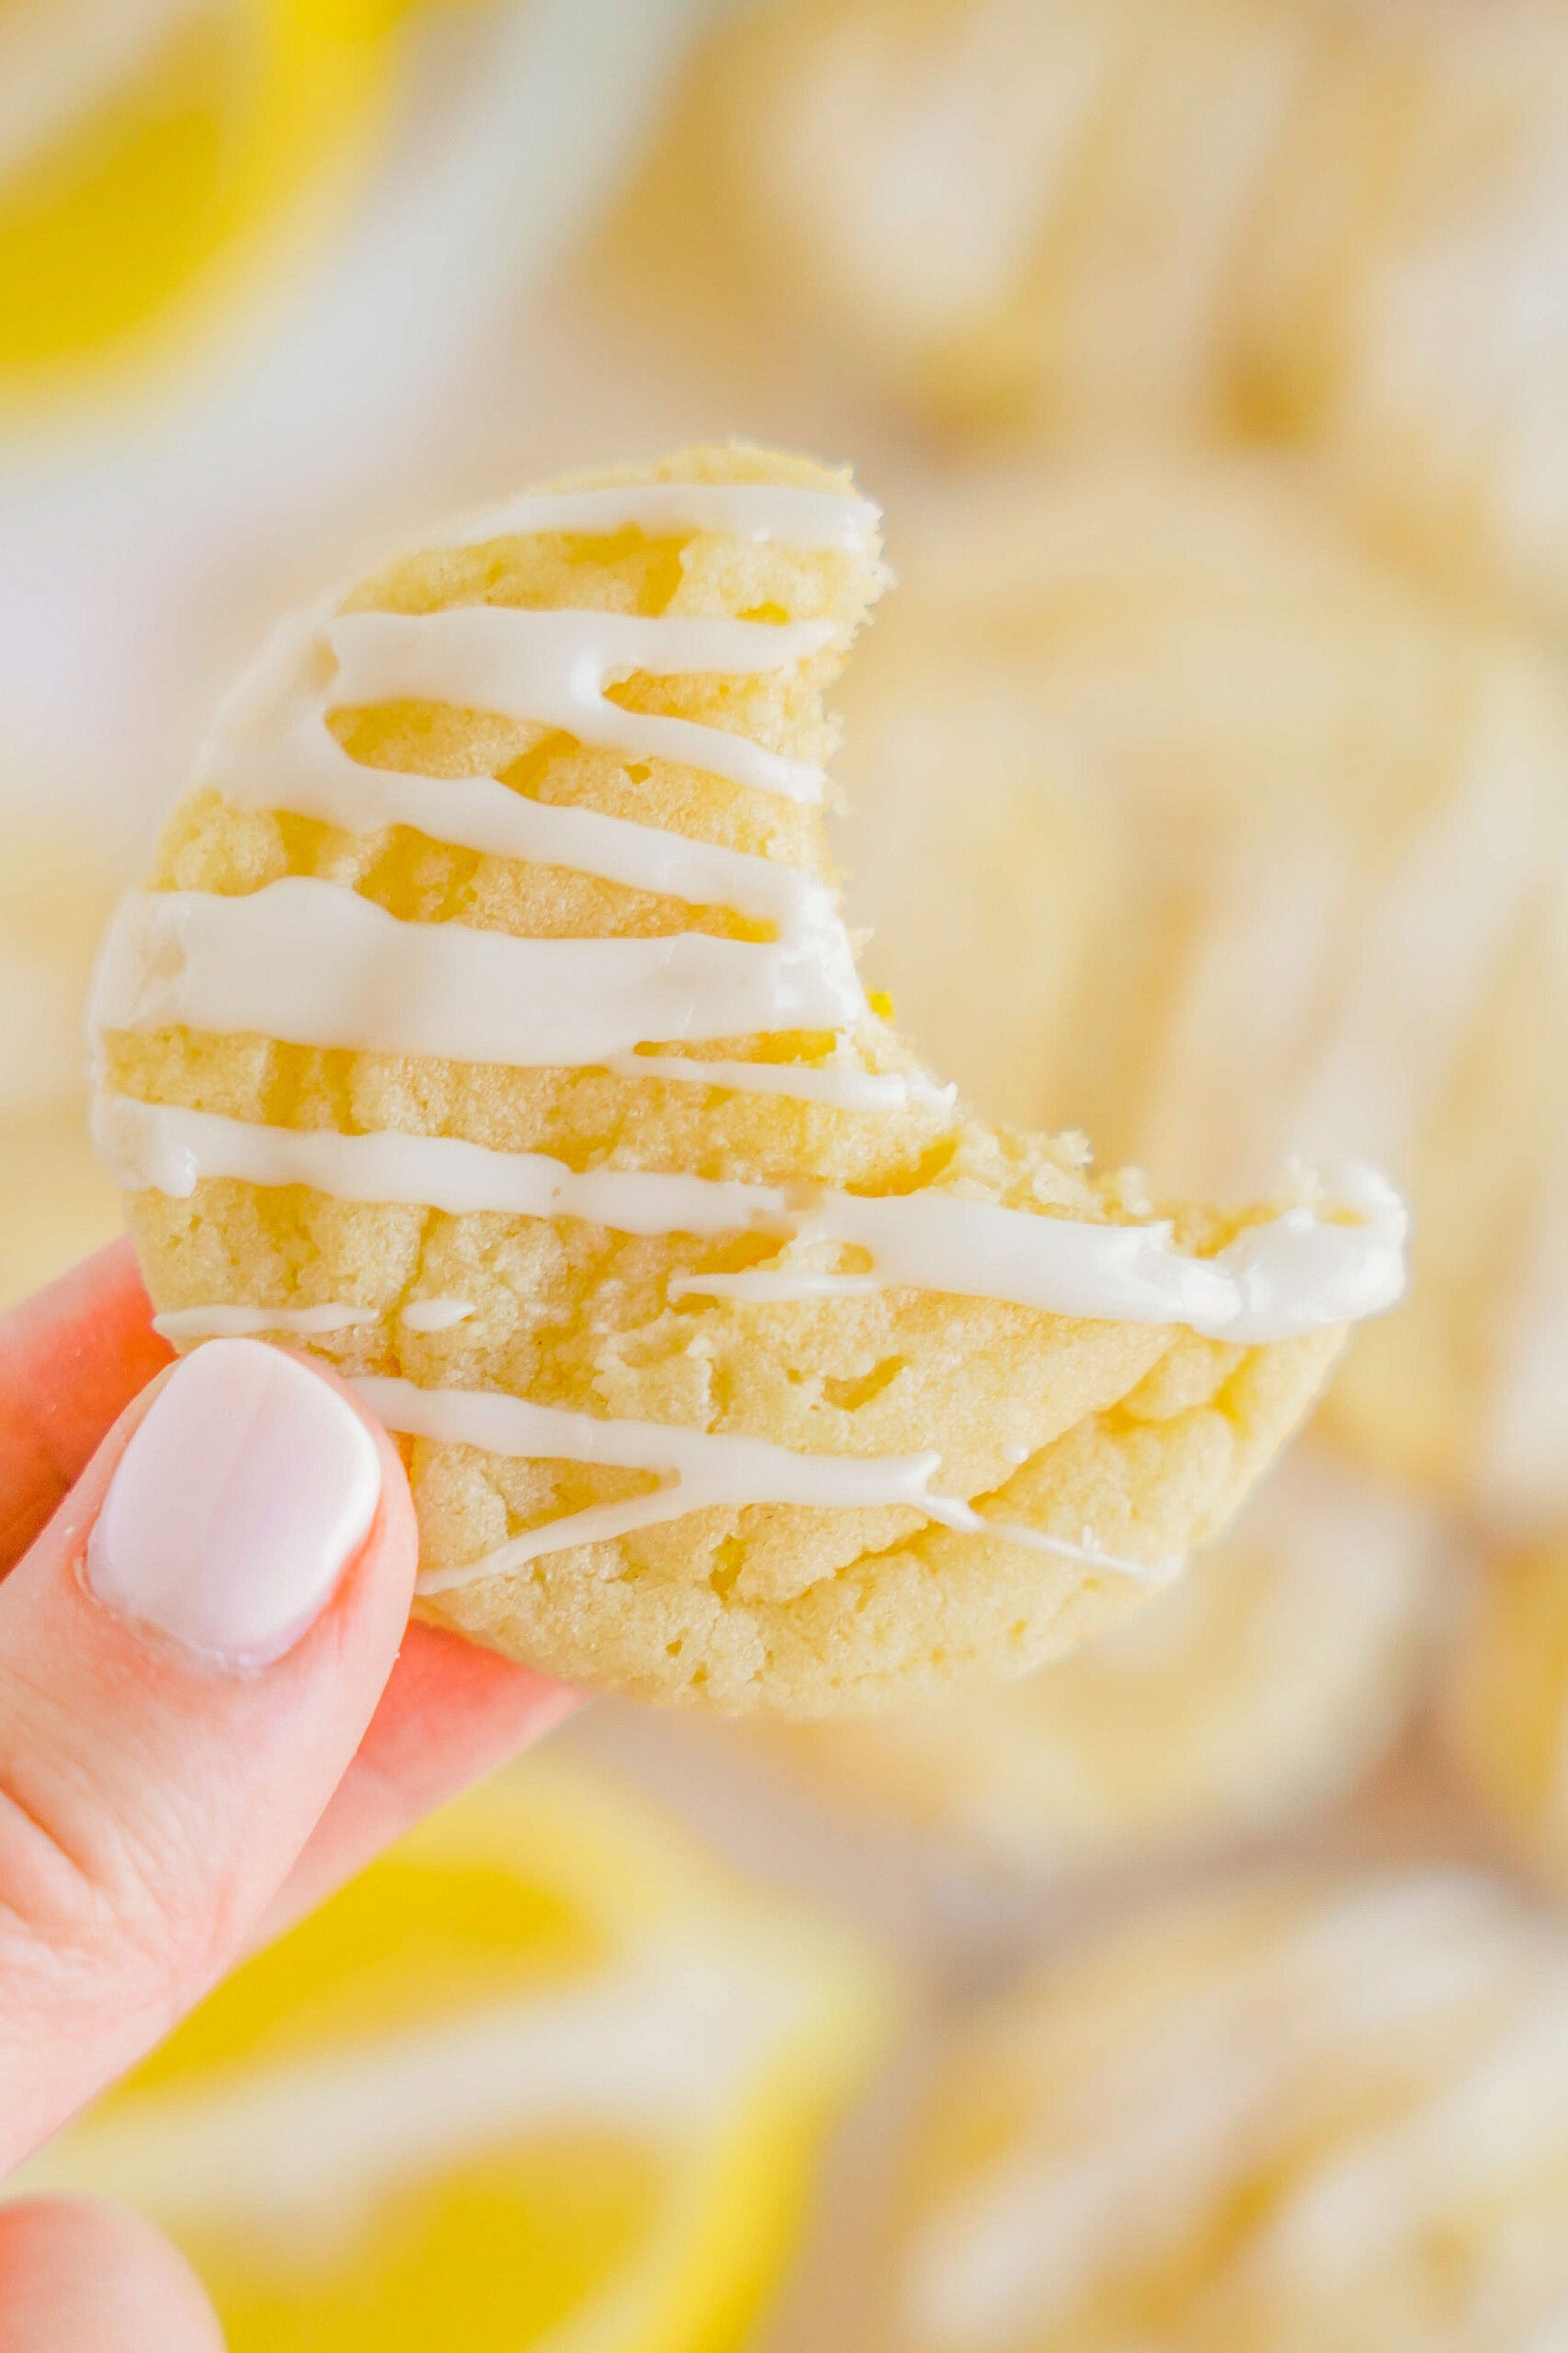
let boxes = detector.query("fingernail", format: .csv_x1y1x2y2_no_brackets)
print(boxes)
86,1338,381,1668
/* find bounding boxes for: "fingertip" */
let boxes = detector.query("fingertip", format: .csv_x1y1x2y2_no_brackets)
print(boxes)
0,2197,222,2353
0,1340,427,2155
83,1339,391,1671
269,1342,420,1594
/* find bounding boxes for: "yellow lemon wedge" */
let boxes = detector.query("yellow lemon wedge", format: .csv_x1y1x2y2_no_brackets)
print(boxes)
0,0,429,392
18,1756,895,2352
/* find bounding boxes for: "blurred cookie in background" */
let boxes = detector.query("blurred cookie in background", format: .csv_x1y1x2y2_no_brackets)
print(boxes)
884,1869,1568,2353
1233,0,1568,633
0,1116,124,1308
603,0,1311,439
835,453,1568,1524
785,1449,1440,1880
0,824,124,1304
1445,1538,1568,1900
18,1756,897,2353
608,0,1568,629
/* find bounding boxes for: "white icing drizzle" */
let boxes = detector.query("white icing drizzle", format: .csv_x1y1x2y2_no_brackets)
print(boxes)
96,1094,793,1234
93,879,864,1068
93,472,1408,1582
327,608,834,803
427,480,882,553
197,611,896,1117
95,1096,1404,1341
354,1377,1170,1590
780,1160,1406,1343
363,1373,965,1586
943,1512,1182,1586
401,1297,474,1332
152,1302,380,1340
206,615,846,939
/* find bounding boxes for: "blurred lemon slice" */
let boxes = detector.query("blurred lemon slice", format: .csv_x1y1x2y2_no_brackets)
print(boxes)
0,0,430,389
20,1757,894,2353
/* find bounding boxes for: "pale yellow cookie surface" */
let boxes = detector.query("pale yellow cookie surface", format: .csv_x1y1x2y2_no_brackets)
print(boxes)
97,445,1349,1715
888,1870,1568,2353
789,1448,1437,1871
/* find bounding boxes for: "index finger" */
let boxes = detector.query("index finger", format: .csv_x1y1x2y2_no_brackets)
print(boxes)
0,1239,172,1573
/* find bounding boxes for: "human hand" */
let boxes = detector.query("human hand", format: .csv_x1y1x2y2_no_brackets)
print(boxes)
0,1240,577,2348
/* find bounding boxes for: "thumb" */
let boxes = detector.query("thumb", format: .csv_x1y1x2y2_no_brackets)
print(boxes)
0,1336,417,2168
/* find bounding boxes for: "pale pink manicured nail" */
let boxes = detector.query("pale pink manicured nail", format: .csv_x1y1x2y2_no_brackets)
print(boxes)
86,1337,381,1668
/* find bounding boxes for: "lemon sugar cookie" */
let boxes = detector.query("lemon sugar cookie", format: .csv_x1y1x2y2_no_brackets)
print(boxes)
789,1449,1439,1874
888,1870,1568,2353
89,445,1403,1713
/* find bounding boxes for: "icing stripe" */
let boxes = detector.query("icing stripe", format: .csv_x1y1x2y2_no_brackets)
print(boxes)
325,608,835,802
90,466,1409,1597
429,481,882,553
95,1096,1405,1341
92,880,865,1068
93,1096,791,1234
428,1495,1176,1587
400,1297,474,1332
198,615,897,1114
352,1376,1171,1588
360,1371,963,1558
206,616,846,941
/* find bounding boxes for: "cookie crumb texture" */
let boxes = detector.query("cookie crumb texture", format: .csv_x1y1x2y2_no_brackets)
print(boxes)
102,444,1340,1714
790,1449,1437,1869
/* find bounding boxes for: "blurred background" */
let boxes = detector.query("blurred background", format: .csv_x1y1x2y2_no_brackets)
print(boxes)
12,2,1568,2347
